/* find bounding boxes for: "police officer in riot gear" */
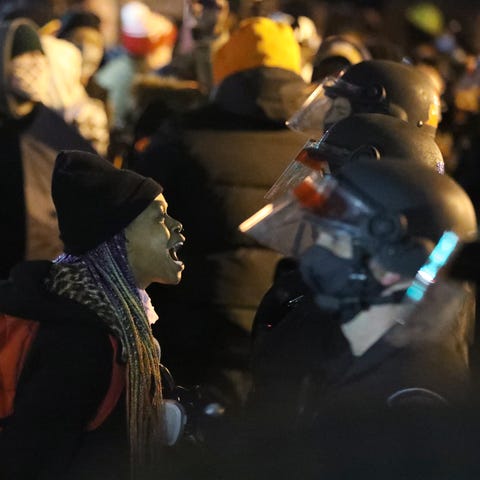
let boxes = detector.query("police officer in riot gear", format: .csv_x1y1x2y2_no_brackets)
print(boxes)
243,158,476,427
311,113,445,174
256,111,447,343
266,112,445,202
287,59,442,139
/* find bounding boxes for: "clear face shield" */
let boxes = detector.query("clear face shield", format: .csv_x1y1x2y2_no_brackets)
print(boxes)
285,75,372,137
265,138,352,202
240,173,379,259
242,174,473,328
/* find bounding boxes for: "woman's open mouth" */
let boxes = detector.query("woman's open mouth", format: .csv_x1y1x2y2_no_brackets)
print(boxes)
168,241,184,265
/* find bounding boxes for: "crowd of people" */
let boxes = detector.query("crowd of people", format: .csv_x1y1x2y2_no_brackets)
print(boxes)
2,0,480,479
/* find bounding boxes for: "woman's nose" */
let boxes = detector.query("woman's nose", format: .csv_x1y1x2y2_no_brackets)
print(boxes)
171,218,183,234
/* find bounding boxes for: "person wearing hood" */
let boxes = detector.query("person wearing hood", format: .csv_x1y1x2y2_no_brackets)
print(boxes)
40,32,110,156
0,150,186,479
51,8,111,154
56,9,106,93
131,16,313,409
0,18,96,280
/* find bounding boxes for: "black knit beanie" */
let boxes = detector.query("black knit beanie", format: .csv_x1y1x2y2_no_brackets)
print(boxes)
52,150,163,254
11,23,44,58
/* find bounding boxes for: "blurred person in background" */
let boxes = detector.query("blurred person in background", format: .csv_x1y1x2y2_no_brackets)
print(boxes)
162,0,231,96
55,9,108,107
0,18,95,279
40,32,109,156
95,1,178,132
0,3,110,156
268,9,322,83
81,0,120,52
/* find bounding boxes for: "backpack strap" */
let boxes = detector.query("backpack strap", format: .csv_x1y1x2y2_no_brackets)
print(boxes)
0,314,40,423
86,336,126,431
0,314,126,431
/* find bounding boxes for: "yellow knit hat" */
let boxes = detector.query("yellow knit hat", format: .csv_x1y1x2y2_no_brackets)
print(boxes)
213,17,302,86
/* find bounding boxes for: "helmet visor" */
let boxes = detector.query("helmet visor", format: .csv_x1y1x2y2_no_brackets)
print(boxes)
241,173,377,257
265,139,350,201
286,74,375,136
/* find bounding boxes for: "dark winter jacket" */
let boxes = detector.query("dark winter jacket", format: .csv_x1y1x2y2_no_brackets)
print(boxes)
132,67,311,405
249,266,472,430
247,288,475,479
0,261,128,480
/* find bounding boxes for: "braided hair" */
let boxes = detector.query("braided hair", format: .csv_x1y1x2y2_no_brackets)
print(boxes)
50,231,164,474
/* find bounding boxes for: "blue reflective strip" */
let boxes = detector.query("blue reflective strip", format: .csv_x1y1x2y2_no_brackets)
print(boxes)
405,231,459,302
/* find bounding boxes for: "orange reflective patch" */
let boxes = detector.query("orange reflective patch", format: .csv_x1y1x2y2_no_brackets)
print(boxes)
425,98,441,127
134,137,151,153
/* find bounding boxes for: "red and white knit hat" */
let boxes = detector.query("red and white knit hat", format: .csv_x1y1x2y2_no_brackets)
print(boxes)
120,1,177,56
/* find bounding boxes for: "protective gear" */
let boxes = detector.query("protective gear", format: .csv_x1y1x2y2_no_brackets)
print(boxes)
241,158,476,311
299,245,385,322
266,113,445,200
287,59,441,138
337,160,476,269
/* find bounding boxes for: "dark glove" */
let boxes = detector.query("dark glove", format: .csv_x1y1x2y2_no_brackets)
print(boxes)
252,258,309,342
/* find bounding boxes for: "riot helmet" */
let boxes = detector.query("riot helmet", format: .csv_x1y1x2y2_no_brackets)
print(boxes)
241,159,476,318
287,59,441,138
266,113,444,201
332,159,475,273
